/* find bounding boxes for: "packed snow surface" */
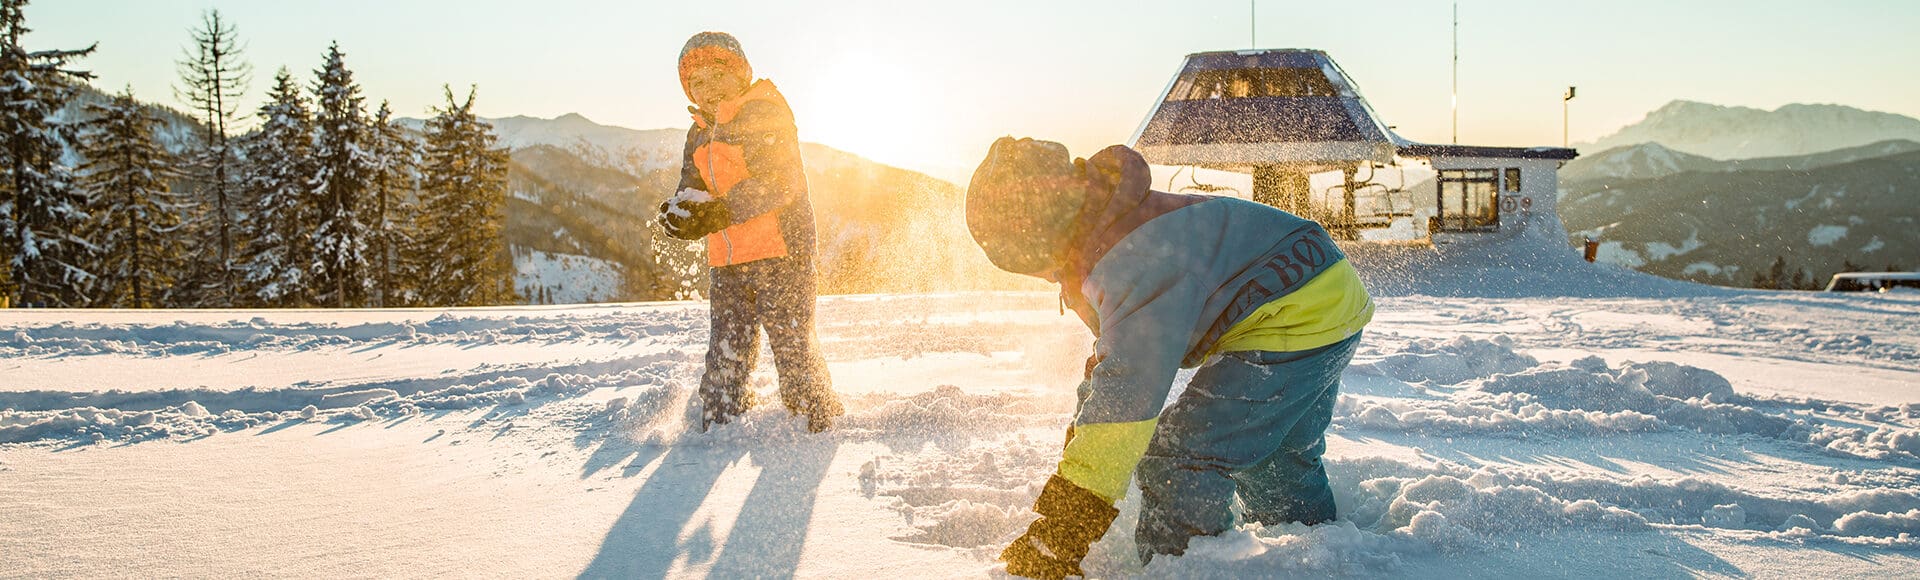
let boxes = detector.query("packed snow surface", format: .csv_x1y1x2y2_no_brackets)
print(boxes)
3,288,1919,578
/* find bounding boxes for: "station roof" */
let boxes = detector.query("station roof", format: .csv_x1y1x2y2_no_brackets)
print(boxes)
1128,49,1580,169
1396,144,1580,160
1129,49,1396,170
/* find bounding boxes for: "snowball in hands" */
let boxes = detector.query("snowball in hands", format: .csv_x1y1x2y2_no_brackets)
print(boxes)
658,188,731,241
665,188,713,218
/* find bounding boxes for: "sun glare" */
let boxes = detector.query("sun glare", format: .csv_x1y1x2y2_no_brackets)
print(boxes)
789,51,941,168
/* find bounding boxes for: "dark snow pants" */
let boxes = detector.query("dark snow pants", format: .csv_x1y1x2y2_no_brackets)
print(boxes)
1133,333,1361,562
700,255,835,425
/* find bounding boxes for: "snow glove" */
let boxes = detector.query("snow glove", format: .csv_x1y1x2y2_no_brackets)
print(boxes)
658,188,732,241
1001,474,1119,580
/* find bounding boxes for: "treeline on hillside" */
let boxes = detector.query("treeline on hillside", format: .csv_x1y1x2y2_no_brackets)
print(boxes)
0,3,513,308
1750,256,1908,291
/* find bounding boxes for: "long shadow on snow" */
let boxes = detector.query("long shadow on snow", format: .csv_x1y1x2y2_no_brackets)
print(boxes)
575,380,691,480
574,384,1032,577
578,435,837,579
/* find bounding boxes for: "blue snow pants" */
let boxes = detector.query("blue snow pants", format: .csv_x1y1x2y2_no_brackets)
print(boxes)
1132,333,1360,562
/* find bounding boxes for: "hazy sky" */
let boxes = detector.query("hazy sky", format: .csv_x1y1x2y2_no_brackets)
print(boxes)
27,0,1920,182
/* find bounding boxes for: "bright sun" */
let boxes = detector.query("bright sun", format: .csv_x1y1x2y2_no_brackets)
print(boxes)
789,51,941,169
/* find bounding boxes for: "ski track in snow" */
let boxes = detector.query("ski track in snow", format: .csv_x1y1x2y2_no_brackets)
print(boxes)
3,291,1919,577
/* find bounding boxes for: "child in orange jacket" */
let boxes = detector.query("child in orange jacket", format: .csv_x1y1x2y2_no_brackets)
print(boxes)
659,32,842,432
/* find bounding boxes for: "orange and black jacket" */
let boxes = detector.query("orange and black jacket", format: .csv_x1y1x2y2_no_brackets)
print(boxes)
678,79,815,267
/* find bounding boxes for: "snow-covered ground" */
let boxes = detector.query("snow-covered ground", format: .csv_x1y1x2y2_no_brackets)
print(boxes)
3,286,1918,578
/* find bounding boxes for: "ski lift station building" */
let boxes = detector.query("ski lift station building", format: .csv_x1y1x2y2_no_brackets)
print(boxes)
1128,49,1577,242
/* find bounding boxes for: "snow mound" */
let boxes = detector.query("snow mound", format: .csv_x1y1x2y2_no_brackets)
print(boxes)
1475,356,1738,411
1347,344,1920,463
1359,335,1539,385
1832,509,1920,537
1703,503,1747,528
1135,451,1920,575
0,404,272,444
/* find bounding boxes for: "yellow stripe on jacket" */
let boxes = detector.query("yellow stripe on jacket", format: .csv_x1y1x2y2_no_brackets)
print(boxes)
1058,418,1159,502
1210,259,1373,356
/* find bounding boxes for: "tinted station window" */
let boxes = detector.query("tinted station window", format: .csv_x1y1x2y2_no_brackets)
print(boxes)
1166,68,1339,101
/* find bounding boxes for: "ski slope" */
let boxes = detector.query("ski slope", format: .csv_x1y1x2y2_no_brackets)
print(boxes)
3,284,1919,578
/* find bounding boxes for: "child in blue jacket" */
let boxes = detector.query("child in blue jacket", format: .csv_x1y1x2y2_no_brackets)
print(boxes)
966,138,1373,578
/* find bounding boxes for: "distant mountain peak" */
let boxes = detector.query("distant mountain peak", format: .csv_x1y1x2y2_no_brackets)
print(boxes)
1582,100,1920,160
1649,99,1727,114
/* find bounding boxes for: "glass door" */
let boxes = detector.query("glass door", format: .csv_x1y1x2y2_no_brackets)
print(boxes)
1436,169,1500,232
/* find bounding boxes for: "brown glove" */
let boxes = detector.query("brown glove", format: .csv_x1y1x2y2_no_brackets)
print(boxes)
1000,475,1119,579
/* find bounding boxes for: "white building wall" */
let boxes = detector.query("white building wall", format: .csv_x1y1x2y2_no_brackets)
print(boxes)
1423,156,1565,241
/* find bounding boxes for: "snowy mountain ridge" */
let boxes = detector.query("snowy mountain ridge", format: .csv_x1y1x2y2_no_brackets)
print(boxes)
1578,100,1920,160
57,84,208,159
399,113,687,178
1562,139,1920,184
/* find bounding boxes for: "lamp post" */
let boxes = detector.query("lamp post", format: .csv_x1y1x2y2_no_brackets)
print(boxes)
1563,86,1577,147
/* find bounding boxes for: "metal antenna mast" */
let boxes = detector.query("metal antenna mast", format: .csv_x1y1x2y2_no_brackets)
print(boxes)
1251,0,1257,48
1452,2,1459,144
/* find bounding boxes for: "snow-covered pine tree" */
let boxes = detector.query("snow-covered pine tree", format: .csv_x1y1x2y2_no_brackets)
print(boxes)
173,8,250,305
308,42,375,308
238,68,318,307
417,85,515,306
76,88,187,308
366,100,421,307
0,0,96,307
